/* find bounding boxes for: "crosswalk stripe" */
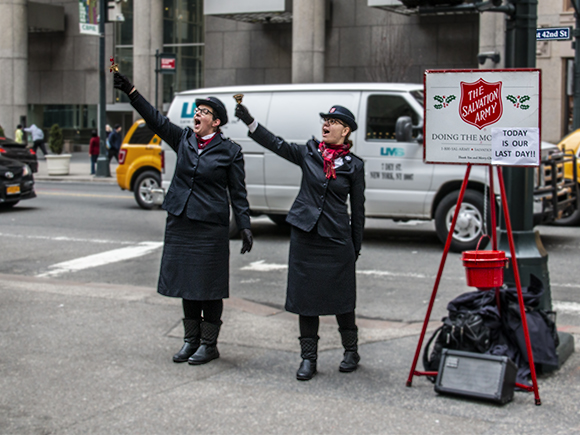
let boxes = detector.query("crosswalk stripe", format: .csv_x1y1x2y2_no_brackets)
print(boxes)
36,242,163,278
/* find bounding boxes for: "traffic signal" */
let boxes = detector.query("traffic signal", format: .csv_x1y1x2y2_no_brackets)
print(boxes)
107,0,124,22
401,0,503,8
400,0,465,7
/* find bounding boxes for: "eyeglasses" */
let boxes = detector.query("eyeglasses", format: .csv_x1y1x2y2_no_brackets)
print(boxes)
194,107,215,117
321,117,345,127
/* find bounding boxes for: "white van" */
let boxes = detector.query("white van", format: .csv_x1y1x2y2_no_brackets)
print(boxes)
159,83,569,252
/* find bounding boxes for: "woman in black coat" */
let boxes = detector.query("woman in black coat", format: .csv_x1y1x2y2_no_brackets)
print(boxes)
114,73,253,365
235,103,365,381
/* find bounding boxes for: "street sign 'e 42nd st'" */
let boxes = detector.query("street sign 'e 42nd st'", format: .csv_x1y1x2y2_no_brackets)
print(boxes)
536,27,571,41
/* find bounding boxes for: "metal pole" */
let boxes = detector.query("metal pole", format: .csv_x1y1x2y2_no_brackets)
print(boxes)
96,0,110,177
500,0,551,308
155,49,159,111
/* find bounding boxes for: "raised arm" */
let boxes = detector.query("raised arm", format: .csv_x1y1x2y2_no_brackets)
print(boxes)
114,73,183,151
235,104,305,166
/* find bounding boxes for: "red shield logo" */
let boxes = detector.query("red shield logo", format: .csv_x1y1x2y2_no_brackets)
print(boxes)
459,79,503,130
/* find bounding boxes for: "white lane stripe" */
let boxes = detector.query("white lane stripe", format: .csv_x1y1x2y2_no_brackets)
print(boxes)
553,301,580,314
241,260,288,271
0,232,137,245
240,262,580,290
36,242,163,278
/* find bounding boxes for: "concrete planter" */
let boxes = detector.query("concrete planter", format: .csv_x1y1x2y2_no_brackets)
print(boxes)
45,154,72,176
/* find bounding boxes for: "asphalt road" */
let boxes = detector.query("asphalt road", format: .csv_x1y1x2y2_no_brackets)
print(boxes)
2,181,579,328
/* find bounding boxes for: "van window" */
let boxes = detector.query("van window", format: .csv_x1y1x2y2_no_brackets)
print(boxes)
366,95,419,141
129,124,156,144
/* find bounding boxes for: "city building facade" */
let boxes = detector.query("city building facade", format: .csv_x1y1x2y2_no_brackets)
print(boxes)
0,0,573,146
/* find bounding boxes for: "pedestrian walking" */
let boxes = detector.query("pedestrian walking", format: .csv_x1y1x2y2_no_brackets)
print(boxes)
23,124,48,157
235,103,365,380
89,130,100,175
14,125,24,144
114,72,253,365
108,124,123,163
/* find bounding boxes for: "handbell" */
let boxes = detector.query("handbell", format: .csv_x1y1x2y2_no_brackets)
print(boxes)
233,94,244,104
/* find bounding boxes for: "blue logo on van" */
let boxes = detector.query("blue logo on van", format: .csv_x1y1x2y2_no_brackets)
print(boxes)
181,102,196,118
380,147,404,157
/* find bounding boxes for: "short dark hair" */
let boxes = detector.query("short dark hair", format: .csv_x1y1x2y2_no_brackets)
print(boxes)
17,124,22,129
114,124,121,130
91,130,97,136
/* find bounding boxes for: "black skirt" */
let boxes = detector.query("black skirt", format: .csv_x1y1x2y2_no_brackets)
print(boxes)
285,226,356,316
157,213,229,300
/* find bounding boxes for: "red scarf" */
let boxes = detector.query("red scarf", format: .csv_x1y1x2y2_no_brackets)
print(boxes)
318,142,350,179
196,132,217,150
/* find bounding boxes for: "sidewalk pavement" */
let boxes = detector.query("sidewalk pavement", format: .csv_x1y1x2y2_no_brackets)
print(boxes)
1,272,579,434
34,152,119,184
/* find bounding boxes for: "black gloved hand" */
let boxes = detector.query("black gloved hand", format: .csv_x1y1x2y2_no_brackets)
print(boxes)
355,251,360,262
114,72,134,95
235,104,254,126
240,228,253,254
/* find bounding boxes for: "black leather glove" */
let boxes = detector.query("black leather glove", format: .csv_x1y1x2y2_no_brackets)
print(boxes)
114,72,134,95
235,104,254,126
355,252,360,262
240,228,253,254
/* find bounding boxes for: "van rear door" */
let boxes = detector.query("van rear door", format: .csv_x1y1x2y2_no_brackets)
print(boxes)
357,92,433,218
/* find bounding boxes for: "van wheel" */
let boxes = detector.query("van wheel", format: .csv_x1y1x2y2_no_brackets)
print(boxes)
435,190,490,252
229,204,241,239
267,214,289,226
134,171,161,210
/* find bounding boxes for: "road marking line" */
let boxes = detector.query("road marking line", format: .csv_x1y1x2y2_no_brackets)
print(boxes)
36,191,132,199
240,261,580,289
36,242,163,278
0,232,140,245
553,301,580,314
241,260,288,271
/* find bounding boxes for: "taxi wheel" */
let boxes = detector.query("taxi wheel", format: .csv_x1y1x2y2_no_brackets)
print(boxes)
134,171,161,210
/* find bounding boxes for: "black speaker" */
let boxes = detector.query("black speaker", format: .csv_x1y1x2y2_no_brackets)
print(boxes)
434,349,517,404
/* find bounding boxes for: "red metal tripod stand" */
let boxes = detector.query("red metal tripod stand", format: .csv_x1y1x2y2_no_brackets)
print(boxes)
405,163,541,406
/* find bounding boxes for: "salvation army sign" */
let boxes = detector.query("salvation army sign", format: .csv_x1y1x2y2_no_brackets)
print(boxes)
425,69,540,166
459,79,503,129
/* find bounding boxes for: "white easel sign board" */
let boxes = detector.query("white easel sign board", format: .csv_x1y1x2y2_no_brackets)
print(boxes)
424,69,541,166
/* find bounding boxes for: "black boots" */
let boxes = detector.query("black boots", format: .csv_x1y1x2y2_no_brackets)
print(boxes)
173,318,200,363
339,327,360,372
296,336,319,381
188,320,222,365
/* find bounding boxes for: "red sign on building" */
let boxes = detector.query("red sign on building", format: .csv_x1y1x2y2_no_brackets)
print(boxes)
161,57,176,71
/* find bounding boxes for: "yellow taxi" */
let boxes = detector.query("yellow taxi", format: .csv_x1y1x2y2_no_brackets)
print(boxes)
116,119,163,209
556,130,580,225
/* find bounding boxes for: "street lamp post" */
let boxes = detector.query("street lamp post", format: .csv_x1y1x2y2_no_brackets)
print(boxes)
501,0,574,369
95,0,110,177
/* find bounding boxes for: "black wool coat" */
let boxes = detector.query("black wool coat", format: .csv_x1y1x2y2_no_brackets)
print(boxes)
130,93,251,300
249,124,365,254
130,93,251,230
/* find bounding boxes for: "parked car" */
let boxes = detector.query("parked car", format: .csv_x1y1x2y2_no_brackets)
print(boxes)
158,83,577,251
0,155,36,209
533,140,578,226
549,129,580,226
116,119,163,209
0,136,38,172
